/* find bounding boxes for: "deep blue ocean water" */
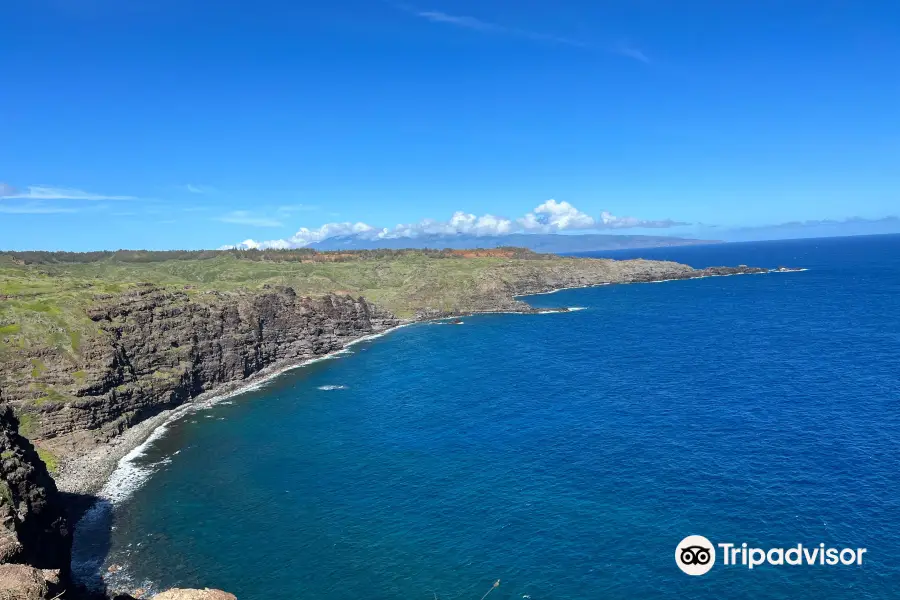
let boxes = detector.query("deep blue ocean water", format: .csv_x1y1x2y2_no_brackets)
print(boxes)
83,235,900,599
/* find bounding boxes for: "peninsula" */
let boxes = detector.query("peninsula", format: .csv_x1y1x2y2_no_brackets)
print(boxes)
0,247,770,599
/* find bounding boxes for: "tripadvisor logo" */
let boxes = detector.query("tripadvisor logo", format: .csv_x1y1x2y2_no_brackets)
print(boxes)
675,535,867,575
676,535,716,575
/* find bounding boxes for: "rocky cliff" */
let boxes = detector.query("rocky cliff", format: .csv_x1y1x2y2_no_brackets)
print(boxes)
413,260,767,317
2,261,768,468
0,403,70,598
4,286,399,464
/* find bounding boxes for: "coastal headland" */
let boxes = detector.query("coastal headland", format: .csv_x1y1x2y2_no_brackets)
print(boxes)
0,247,783,598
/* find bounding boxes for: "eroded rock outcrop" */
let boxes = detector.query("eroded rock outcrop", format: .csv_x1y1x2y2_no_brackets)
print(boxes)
0,563,59,600
0,404,70,598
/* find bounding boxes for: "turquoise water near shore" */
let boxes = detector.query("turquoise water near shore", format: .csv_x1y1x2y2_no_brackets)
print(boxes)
82,235,900,599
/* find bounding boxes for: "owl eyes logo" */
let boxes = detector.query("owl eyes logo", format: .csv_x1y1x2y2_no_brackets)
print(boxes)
676,535,716,575
680,545,712,565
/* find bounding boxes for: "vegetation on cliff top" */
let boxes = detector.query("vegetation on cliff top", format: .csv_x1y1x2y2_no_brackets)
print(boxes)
1,248,692,449
0,248,597,371
0,248,581,353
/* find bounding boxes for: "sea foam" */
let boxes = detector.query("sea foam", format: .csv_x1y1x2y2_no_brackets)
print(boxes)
71,322,418,591
93,322,417,507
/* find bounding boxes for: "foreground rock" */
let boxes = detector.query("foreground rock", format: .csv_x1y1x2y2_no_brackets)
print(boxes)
0,404,70,598
0,563,62,599
0,403,68,598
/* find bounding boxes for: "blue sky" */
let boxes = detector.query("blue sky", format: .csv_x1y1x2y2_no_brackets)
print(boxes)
2,0,899,250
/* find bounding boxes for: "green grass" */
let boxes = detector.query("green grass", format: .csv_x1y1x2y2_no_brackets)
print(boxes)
0,481,12,504
30,359,46,378
22,301,59,313
0,249,557,324
70,330,82,352
0,265,118,366
36,448,59,473
16,413,37,438
0,323,20,335
33,385,72,405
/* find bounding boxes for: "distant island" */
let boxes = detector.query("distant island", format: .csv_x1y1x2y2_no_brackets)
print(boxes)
310,232,719,253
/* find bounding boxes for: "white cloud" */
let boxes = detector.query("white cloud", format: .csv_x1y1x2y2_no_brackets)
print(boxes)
599,211,687,229
407,7,587,48
220,238,262,250
185,184,216,194
613,43,650,64
0,202,79,214
220,199,688,249
218,210,284,228
402,6,659,56
285,222,379,246
416,10,494,31
224,222,382,250
389,211,514,238
518,199,596,231
0,185,136,201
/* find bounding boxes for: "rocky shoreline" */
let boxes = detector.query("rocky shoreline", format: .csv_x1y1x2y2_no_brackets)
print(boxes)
54,321,416,500
0,258,792,598
47,263,772,502
55,264,773,499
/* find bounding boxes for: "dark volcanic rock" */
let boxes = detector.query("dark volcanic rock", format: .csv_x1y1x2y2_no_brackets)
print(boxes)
625,264,769,283
697,265,769,277
0,403,70,598
0,404,71,571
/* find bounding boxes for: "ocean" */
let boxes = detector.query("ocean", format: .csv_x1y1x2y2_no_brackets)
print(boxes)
74,234,900,599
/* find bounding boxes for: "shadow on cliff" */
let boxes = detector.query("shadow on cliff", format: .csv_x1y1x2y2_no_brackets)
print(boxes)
60,491,117,599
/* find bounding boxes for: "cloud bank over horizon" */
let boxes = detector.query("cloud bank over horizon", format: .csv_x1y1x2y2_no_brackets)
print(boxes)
223,200,690,250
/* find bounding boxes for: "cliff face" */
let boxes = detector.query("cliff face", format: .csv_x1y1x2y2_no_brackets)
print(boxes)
6,286,399,458
0,404,70,570
0,403,70,598
3,261,767,463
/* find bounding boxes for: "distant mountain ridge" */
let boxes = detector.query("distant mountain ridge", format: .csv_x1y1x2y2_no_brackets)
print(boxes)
311,233,719,253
